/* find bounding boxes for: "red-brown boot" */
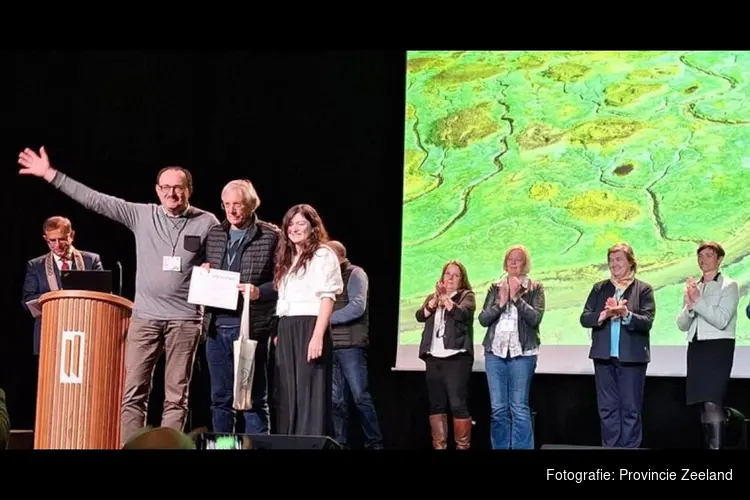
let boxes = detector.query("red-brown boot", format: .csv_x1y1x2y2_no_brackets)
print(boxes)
429,414,448,449
453,417,472,450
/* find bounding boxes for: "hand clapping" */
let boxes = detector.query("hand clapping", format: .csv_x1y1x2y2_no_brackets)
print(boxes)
427,281,445,310
508,276,523,300
599,296,629,322
436,280,447,299
496,281,510,306
436,281,454,309
685,277,700,307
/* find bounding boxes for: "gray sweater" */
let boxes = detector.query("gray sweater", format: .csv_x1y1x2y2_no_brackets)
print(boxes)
50,172,219,321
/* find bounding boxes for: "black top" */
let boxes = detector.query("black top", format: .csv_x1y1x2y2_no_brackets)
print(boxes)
580,278,655,364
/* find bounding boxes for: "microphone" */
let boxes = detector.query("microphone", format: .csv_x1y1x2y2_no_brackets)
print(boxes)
116,261,123,297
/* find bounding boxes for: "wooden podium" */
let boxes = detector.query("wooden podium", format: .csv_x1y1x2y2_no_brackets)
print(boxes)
35,290,133,449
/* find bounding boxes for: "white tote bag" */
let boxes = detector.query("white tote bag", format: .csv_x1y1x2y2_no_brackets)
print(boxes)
233,286,258,410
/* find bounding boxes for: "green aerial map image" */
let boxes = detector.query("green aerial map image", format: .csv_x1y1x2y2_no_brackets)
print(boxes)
399,50,750,347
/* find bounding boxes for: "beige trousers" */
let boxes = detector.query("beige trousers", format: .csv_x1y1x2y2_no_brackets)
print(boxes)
120,318,202,446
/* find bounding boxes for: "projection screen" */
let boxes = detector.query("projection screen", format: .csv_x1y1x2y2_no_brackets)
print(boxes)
396,50,750,377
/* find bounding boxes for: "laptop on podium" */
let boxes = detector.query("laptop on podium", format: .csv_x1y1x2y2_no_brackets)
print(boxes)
60,270,113,294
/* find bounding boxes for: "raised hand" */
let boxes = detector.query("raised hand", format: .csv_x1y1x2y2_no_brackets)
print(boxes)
18,147,55,180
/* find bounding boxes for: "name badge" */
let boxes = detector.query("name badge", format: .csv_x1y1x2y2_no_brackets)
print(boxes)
163,256,182,272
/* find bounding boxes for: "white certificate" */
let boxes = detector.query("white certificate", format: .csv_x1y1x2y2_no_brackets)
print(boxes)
25,299,42,319
187,266,241,310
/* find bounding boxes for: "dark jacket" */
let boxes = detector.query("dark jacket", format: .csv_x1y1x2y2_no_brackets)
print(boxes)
416,288,476,359
0,388,9,450
580,278,655,364
202,215,279,341
479,279,546,353
22,250,103,354
330,261,369,349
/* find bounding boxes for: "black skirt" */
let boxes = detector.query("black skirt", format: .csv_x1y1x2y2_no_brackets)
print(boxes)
274,315,333,436
686,338,735,406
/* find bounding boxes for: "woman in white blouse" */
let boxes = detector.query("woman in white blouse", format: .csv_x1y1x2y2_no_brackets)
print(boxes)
415,260,476,449
478,244,545,449
273,204,344,436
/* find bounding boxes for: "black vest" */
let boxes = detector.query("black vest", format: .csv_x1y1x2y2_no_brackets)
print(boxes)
330,262,369,349
203,216,280,340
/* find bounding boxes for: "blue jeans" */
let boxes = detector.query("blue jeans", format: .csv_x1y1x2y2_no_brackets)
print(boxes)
332,347,384,449
206,325,269,434
485,352,536,449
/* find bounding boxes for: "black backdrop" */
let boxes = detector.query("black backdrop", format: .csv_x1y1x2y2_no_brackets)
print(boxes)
3,50,749,449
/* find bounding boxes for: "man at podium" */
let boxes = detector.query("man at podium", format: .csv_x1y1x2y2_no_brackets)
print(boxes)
22,216,103,355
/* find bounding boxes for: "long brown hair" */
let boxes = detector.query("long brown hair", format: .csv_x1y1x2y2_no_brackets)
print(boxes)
274,204,330,287
427,260,472,301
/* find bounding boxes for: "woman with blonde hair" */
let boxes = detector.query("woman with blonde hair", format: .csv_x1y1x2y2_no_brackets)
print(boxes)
415,260,476,449
479,244,545,449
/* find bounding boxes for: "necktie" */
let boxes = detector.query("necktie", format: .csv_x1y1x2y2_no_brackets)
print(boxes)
61,260,70,270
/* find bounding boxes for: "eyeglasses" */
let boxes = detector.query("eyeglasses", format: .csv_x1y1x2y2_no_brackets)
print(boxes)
45,237,70,245
158,185,186,194
221,202,246,211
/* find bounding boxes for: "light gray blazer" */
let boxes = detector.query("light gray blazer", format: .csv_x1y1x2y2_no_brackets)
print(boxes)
676,273,739,341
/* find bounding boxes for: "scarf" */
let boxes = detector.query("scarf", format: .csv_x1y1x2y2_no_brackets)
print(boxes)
44,247,85,292
609,269,635,292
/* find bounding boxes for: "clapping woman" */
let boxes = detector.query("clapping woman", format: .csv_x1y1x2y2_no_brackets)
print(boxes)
415,260,476,449
676,241,740,449
580,243,655,448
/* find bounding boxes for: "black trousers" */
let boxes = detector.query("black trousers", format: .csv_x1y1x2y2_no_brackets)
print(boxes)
424,353,472,418
275,316,333,436
593,358,647,448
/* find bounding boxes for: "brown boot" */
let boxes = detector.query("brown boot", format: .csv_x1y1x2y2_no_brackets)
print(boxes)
453,417,472,450
429,414,448,449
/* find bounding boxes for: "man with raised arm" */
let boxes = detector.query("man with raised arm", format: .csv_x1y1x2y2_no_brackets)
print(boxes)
18,146,219,445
